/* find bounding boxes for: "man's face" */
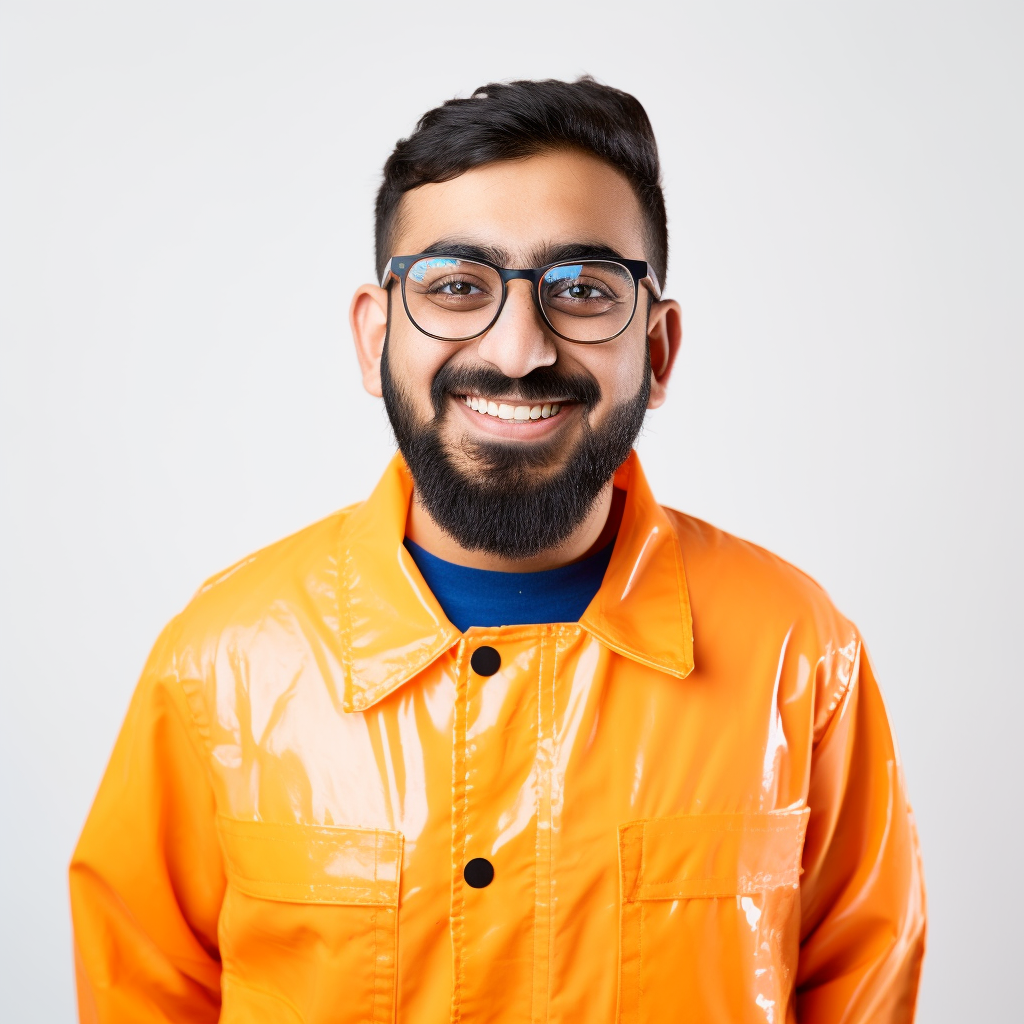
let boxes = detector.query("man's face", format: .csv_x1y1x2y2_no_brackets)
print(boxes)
354,150,678,559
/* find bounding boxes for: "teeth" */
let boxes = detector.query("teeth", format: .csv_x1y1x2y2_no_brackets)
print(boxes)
461,397,563,422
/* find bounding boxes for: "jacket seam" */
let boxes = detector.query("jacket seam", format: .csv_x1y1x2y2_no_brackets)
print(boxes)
529,636,545,1024
812,638,861,747
167,674,222,802
155,615,220,798
336,516,356,703
449,639,468,1024
670,528,690,653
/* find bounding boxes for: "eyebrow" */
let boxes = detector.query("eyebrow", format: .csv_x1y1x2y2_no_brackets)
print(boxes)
417,239,629,268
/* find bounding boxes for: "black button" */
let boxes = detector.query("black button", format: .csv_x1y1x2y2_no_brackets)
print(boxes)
464,857,494,889
470,646,501,676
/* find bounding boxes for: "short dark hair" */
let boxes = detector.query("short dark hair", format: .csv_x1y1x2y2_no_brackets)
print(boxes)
375,76,668,285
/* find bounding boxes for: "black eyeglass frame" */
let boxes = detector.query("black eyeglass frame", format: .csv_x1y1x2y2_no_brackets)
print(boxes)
380,253,663,344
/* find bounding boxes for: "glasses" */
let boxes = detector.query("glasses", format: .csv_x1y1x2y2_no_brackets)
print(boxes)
380,253,662,344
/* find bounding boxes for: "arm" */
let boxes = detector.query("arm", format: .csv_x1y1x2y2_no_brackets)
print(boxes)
69,628,225,1023
797,638,926,1023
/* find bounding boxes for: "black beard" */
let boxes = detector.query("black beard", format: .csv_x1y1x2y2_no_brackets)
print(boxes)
379,342,650,560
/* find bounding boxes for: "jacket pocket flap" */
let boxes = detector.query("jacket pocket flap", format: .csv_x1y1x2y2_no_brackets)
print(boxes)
217,817,404,906
619,809,810,901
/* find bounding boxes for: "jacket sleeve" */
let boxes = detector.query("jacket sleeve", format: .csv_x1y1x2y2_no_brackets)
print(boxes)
69,626,225,1023
796,637,927,1022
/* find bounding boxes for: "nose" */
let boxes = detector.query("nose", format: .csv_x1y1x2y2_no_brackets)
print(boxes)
475,280,557,379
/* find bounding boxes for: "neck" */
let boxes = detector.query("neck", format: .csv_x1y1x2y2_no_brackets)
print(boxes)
406,480,624,572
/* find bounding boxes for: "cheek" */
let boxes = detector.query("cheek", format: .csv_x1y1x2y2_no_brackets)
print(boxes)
580,338,648,406
387,322,451,416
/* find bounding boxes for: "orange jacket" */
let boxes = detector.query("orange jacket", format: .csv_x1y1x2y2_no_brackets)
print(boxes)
70,452,925,1023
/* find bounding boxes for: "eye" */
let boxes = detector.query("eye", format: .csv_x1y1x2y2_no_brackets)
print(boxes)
430,277,484,297
552,280,612,302
562,282,604,300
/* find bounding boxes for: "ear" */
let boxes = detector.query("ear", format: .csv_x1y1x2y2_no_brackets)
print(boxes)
349,284,390,397
646,299,682,410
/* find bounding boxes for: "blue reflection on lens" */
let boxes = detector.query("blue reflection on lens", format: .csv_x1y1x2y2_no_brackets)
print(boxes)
543,264,583,284
410,257,459,282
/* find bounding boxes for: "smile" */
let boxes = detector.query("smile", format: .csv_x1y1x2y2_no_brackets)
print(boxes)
460,395,564,421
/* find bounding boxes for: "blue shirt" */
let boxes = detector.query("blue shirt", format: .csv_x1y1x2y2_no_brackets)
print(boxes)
404,538,615,632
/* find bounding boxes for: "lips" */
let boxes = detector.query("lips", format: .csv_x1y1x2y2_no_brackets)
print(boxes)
461,396,563,421
431,363,600,423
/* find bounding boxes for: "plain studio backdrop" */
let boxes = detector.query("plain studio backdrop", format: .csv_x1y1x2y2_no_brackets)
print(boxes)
1,2,1021,1020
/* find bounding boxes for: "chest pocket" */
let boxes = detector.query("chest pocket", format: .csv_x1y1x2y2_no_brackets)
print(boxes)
216,817,404,1024
617,809,810,1024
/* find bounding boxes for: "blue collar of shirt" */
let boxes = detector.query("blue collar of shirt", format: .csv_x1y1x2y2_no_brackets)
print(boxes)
403,537,615,633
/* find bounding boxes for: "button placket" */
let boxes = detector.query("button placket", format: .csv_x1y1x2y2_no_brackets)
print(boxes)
452,632,551,1021
462,646,501,895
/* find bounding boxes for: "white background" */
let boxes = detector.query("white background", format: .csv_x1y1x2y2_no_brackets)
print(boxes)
1,2,1021,1019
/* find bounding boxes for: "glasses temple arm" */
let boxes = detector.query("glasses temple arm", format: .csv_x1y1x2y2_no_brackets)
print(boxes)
642,265,662,301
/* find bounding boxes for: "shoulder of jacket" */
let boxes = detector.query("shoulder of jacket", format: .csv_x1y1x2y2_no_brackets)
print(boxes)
137,504,363,750
662,505,848,623
146,504,360,677
661,506,862,735
193,504,359,598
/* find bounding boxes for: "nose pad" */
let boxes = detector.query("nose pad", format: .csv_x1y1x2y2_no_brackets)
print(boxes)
476,281,557,378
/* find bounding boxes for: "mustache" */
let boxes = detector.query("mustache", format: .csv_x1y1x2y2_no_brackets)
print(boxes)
429,363,602,419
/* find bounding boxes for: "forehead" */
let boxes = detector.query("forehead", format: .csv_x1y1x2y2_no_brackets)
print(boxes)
392,150,647,265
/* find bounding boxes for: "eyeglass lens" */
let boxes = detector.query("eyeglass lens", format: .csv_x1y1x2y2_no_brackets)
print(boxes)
402,257,637,343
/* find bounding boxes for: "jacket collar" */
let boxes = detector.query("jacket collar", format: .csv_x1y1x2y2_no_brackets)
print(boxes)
336,452,694,713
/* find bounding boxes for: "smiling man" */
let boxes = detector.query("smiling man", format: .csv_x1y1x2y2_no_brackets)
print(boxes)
70,78,926,1023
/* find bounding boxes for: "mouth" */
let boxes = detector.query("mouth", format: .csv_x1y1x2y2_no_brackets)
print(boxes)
459,394,566,422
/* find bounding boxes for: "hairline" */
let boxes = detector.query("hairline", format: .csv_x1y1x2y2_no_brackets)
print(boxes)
377,146,662,285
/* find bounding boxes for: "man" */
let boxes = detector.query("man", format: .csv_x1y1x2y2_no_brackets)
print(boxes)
71,78,926,1023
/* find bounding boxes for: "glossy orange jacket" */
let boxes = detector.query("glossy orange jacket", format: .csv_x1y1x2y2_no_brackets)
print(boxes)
70,452,926,1023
